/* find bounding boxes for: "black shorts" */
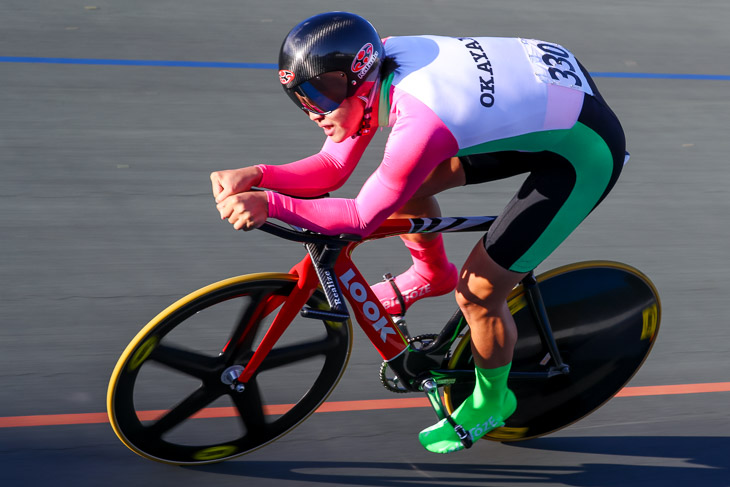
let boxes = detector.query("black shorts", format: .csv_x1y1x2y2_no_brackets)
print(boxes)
459,72,625,272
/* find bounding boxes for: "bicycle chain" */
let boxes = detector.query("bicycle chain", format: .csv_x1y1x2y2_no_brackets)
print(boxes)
379,334,439,393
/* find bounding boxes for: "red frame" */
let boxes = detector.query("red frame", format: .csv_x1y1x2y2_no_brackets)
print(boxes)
236,219,416,383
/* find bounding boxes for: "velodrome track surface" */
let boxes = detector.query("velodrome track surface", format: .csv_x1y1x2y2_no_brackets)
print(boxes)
2,1,729,485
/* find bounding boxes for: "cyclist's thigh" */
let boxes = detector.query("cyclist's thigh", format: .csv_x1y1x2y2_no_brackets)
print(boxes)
482,152,580,273
465,97,625,273
459,150,535,185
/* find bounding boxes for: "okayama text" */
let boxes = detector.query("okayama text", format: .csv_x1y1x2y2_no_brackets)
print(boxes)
459,37,495,108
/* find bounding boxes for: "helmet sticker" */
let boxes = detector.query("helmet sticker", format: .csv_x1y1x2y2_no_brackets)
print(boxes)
279,70,295,85
351,43,377,79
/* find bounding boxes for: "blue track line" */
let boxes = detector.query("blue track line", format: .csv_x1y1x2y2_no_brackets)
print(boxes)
2,56,729,80
0,56,275,70
590,71,730,81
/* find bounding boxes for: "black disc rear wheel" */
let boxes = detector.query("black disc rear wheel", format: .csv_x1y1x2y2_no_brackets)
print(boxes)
444,261,661,441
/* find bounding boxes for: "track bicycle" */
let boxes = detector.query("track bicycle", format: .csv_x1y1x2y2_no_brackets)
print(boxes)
107,214,661,465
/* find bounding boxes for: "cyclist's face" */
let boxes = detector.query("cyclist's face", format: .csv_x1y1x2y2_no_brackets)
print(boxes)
307,96,365,143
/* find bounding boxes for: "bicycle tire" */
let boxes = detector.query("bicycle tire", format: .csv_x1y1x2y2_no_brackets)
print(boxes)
443,261,661,442
107,273,352,465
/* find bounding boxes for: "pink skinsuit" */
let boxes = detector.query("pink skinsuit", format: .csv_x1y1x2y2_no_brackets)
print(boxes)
259,35,587,236
260,92,457,236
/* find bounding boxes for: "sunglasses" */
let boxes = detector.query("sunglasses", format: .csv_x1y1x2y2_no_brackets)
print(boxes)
285,71,350,115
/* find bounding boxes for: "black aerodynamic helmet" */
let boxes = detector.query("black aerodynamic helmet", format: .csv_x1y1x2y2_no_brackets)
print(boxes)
278,12,384,115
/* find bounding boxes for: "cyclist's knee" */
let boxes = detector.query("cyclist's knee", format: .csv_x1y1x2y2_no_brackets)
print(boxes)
393,194,441,218
411,157,465,199
456,292,486,322
455,280,503,319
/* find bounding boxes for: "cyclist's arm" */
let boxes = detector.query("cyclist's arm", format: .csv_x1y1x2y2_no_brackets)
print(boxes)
266,94,458,236
256,131,374,197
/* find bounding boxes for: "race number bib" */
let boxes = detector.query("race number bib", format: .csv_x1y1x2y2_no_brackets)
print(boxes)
521,39,594,96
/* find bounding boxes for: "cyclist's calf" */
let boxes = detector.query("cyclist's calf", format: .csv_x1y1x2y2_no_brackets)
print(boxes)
454,242,525,368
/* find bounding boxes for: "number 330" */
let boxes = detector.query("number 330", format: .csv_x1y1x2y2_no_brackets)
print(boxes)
537,43,582,87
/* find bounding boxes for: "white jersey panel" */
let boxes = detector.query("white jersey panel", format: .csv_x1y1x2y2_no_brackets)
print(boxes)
385,36,583,150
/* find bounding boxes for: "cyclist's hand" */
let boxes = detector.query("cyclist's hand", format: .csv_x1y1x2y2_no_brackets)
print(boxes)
211,166,263,204
216,191,268,231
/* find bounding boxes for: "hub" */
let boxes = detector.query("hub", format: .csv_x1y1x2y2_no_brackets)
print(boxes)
221,365,246,392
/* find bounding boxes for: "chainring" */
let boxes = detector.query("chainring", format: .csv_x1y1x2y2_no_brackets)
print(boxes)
379,334,439,393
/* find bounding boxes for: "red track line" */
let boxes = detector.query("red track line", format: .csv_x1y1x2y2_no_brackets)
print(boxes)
1,382,729,429
614,382,730,397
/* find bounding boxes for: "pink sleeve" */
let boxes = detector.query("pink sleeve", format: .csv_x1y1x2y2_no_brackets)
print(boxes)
256,130,374,197
267,92,459,236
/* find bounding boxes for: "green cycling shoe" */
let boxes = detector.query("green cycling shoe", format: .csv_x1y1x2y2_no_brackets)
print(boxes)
419,363,516,454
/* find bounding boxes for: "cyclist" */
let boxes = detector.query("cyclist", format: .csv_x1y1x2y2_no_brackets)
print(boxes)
211,11,626,454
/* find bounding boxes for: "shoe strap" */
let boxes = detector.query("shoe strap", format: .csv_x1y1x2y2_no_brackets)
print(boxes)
383,272,407,317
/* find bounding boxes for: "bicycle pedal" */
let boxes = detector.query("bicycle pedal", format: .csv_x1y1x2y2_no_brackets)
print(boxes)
391,315,411,339
421,378,447,420
452,424,473,449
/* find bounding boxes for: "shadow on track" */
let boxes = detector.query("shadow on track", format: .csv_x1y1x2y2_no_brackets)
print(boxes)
189,436,730,486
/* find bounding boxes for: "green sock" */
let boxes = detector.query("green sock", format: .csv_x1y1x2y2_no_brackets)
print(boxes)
418,363,516,454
